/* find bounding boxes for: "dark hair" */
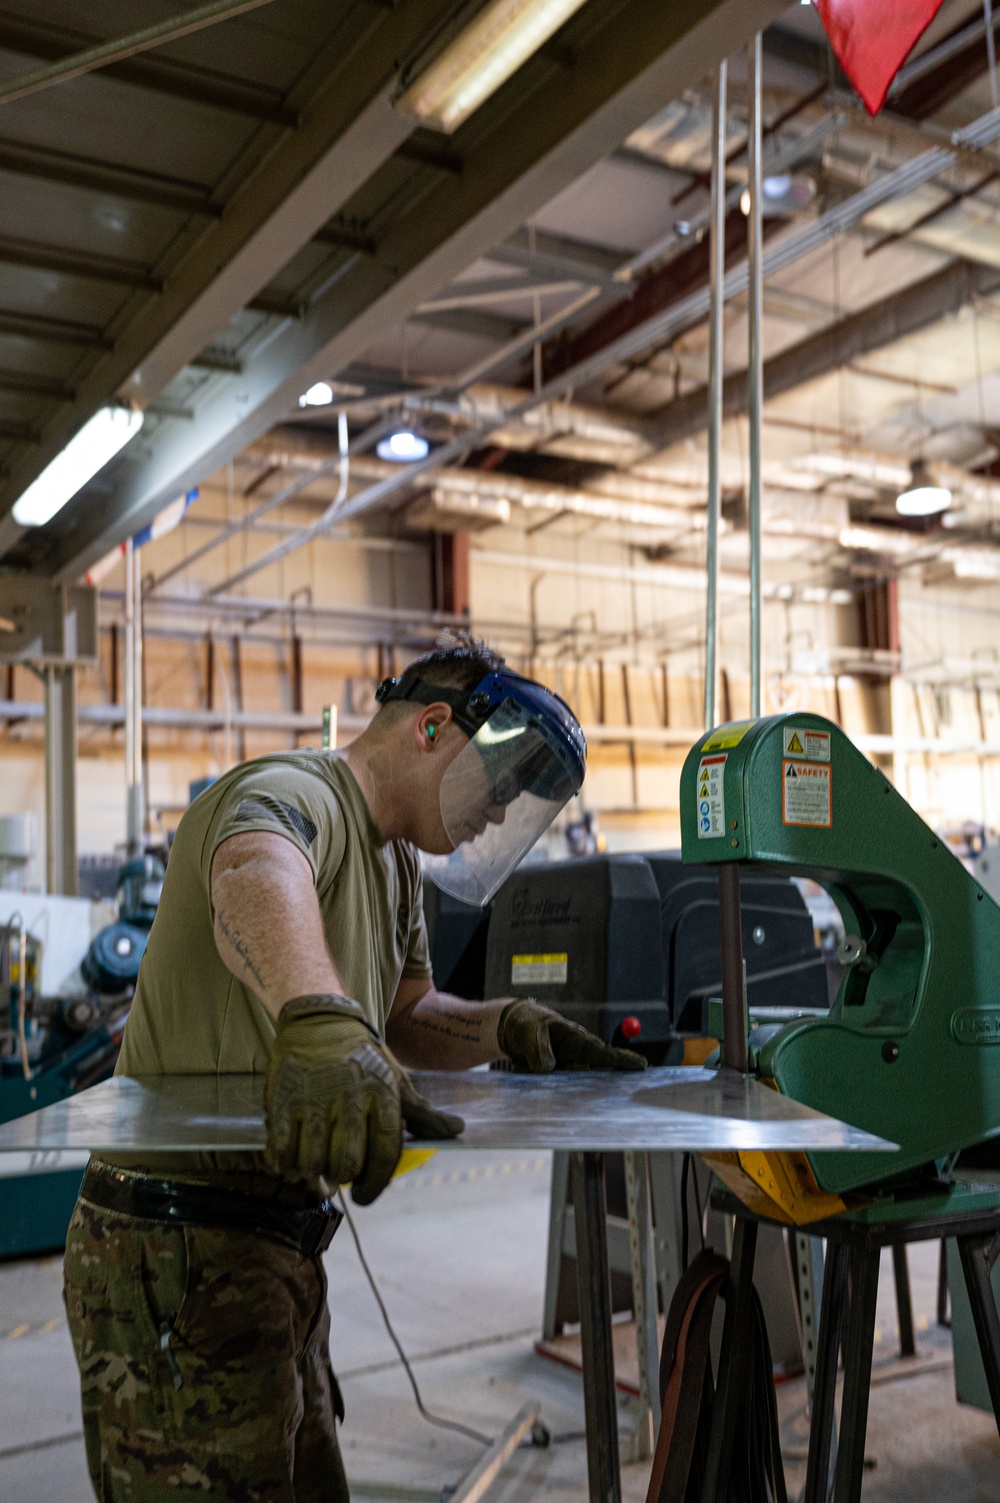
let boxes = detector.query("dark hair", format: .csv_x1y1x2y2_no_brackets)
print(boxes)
394,634,506,696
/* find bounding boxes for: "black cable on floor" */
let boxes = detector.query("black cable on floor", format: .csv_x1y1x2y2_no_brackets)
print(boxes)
336,1192,494,1448
681,1153,691,1270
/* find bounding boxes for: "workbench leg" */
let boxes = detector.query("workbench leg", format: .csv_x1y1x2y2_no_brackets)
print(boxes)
624,1150,659,1457
833,1245,880,1503
542,1152,571,1340
699,1216,759,1503
571,1152,621,1503
803,1241,848,1503
957,1231,1000,1436
891,1243,916,1358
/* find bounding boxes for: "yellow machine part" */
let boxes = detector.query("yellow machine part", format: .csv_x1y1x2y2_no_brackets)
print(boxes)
395,1148,436,1178
702,1148,851,1226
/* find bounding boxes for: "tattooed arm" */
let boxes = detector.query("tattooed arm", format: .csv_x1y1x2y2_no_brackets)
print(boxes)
210,832,346,1020
385,975,508,1070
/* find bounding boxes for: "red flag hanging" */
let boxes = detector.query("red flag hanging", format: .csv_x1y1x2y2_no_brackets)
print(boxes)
814,0,947,115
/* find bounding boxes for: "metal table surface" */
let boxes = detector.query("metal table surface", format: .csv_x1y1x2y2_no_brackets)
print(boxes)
6,1069,894,1503
0,1068,897,1155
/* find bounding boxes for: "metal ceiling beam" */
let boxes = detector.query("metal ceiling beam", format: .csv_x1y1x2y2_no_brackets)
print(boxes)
0,369,74,402
0,136,222,215
0,8,296,124
0,234,161,290
645,257,1000,452
0,309,112,349
412,306,534,342
38,0,791,581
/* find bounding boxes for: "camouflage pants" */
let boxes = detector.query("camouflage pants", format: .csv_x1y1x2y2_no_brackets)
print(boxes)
63,1198,349,1502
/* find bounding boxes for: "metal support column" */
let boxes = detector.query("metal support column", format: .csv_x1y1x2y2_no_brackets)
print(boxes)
623,1151,660,1457
571,1152,621,1503
124,538,144,857
746,33,764,718
718,862,747,1071
705,59,727,731
43,664,77,895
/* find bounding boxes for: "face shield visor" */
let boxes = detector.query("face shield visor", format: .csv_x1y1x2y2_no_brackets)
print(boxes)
376,669,585,907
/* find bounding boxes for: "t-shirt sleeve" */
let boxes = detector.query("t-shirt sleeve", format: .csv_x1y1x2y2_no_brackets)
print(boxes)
204,763,347,891
403,861,433,981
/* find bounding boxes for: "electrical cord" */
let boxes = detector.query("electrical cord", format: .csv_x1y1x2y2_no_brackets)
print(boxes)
336,1192,494,1448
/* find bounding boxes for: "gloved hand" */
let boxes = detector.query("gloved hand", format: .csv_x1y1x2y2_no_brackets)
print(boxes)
265,995,463,1204
496,997,647,1074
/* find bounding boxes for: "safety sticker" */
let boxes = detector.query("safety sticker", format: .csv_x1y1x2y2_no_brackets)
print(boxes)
512,953,567,986
696,754,726,839
782,726,831,763
702,719,756,752
782,760,832,828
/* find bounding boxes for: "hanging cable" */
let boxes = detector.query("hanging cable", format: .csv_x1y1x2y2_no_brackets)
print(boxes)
336,1192,493,1448
987,0,999,111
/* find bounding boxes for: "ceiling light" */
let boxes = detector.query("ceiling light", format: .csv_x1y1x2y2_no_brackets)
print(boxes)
396,0,589,134
299,381,334,407
377,430,430,463
13,406,144,528
896,485,952,517
896,460,951,517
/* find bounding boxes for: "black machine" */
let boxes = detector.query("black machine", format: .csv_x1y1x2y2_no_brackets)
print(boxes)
423,851,828,1057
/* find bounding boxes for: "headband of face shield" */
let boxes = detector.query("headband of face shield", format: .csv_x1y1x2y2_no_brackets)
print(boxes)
376,669,586,906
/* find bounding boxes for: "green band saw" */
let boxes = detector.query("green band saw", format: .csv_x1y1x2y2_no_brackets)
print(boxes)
680,712,1000,1223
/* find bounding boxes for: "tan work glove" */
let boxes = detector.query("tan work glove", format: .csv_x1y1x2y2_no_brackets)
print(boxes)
497,997,647,1074
265,995,463,1205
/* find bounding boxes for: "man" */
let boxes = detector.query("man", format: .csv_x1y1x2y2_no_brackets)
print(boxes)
64,639,644,1502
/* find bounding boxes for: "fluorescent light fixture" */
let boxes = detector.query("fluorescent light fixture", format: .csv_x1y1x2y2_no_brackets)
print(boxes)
396,0,589,134
377,430,430,463
299,381,334,407
13,406,144,527
896,485,951,516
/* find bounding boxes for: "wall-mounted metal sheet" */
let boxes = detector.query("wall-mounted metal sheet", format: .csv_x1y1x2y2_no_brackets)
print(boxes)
0,1068,897,1155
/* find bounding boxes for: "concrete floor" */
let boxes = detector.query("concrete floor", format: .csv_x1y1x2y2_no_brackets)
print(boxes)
0,1152,997,1501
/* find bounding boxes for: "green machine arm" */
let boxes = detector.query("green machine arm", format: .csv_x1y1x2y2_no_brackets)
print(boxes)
680,713,1000,1196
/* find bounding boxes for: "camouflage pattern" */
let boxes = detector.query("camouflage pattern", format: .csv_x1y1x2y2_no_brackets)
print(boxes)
63,1197,349,1502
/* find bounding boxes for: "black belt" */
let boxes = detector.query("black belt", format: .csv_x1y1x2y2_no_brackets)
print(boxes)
81,1163,341,1258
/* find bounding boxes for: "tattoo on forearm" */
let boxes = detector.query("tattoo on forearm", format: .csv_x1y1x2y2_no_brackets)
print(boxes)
216,908,267,992
412,1011,483,1045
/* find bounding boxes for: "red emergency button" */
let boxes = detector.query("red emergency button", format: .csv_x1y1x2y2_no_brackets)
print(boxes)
620,1016,642,1040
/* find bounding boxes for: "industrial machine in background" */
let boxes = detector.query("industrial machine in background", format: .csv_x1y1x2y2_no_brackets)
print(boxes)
0,851,162,1257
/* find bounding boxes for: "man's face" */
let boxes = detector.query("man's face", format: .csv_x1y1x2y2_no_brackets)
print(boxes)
408,718,511,855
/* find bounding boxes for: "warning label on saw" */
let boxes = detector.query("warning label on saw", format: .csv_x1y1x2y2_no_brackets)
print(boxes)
782,760,832,828
696,754,726,839
782,726,831,762
511,953,567,986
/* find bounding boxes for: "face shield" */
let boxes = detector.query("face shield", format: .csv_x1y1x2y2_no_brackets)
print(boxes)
377,667,586,907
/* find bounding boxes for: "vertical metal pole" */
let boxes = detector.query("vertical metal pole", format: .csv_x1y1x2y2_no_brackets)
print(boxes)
43,664,77,895
705,60,727,732
571,1152,621,1503
124,538,144,857
718,862,747,1071
747,33,764,719
623,1150,660,1455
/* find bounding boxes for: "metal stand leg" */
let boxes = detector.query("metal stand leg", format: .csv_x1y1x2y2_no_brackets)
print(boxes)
937,1238,951,1327
700,1216,759,1503
892,1243,916,1357
571,1152,621,1503
804,1242,848,1503
833,1246,880,1503
542,1152,571,1340
957,1231,1000,1435
624,1151,659,1458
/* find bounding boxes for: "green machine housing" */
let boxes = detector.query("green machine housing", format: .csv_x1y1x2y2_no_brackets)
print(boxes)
680,712,1000,1195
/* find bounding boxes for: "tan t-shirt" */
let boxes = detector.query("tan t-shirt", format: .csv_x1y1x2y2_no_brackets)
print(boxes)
104,750,431,1191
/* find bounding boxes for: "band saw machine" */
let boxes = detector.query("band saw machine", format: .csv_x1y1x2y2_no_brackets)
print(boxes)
676,712,1000,1503
679,711,1000,1220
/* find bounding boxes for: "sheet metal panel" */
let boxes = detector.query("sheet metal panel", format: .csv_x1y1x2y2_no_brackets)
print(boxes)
0,1068,897,1155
